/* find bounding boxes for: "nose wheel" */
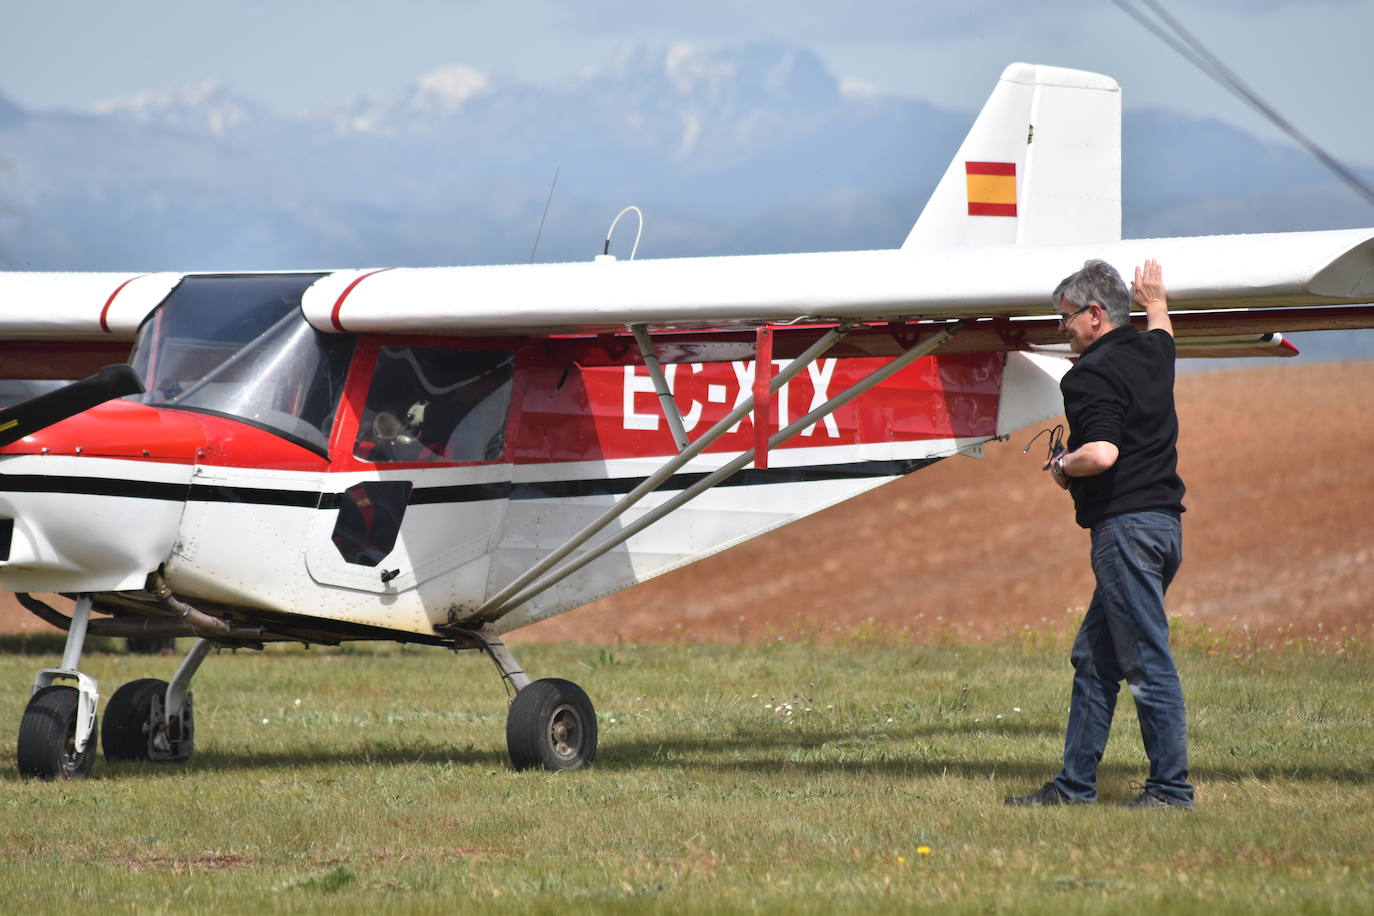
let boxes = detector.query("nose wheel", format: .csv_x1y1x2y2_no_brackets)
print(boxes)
17,685,97,780
15,597,211,779
17,595,100,780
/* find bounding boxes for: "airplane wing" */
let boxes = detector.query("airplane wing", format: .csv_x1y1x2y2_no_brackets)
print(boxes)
2,231,1372,380
0,272,182,338
298,229,1374,337
0,272,181,380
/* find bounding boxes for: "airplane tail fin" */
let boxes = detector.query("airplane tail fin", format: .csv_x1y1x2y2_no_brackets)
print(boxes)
902,63,1121,249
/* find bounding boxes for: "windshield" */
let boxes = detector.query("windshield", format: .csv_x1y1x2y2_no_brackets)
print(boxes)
128,274,354,454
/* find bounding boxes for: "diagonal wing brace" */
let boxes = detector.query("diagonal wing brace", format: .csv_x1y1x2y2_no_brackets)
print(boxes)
629,323,691,452
469,321,857,622
468,320,963,624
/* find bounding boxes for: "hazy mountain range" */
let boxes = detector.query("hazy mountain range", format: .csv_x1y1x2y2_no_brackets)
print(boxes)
0,43,1370,358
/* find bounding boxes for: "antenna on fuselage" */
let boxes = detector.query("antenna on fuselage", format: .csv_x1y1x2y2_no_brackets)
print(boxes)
596,205,643,262
528,165,560,263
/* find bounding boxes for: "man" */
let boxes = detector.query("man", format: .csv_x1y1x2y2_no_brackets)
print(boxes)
1005,258,1194,809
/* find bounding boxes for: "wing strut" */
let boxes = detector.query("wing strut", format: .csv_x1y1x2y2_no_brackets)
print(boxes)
629,324,691,452
753,326,774,469
470,320,963,625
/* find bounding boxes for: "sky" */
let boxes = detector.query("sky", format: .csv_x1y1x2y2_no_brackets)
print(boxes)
2,0,1372,168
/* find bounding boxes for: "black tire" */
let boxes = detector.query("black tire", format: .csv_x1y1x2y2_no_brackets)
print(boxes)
506,678,597,771
17,685,97,780
101,678,169,762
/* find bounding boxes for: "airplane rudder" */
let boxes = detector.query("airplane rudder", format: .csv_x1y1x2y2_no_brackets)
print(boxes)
902,64,1038,249
902,63,1120,250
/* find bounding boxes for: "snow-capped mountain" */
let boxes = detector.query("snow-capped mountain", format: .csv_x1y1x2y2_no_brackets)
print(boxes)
90,79,273,138
330,64,495,137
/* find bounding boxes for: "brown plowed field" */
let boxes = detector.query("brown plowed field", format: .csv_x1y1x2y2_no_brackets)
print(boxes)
4,362,1371,645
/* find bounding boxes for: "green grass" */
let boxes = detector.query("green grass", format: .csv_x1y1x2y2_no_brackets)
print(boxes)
0,628,1372,913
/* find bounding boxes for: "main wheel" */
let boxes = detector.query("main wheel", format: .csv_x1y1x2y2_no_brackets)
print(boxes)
506,678,597,771
17,685,97,780
102,678,170,762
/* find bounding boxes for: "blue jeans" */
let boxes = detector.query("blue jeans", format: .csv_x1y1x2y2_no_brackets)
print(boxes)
1051,510,1193,804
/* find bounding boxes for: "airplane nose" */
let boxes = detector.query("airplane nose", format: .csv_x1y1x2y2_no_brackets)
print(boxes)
0,400,204,593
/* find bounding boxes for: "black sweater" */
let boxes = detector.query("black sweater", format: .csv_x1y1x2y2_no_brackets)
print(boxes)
1060,324,1186,529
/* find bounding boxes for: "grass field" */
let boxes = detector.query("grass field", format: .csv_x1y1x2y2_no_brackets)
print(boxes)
1,623,1372,913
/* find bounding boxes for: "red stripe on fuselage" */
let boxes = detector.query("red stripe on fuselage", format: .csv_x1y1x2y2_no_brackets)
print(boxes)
514,352,1004,464
0,401,329,472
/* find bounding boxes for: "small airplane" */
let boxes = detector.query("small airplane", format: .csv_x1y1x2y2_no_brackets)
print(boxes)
1,63,1372,779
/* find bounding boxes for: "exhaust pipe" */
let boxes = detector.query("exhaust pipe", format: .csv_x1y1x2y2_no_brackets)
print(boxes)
15,591,262,641
146,574,235,638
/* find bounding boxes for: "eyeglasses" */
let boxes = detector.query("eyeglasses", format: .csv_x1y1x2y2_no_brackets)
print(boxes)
1057,304,1093,330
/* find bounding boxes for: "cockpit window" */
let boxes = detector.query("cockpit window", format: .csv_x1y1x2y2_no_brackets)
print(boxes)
128,274,354,454
355,346,514,463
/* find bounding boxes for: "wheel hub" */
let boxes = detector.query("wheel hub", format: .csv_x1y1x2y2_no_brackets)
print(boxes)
547,704,582,759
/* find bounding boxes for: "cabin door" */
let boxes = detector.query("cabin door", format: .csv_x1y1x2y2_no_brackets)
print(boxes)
305,341,519,600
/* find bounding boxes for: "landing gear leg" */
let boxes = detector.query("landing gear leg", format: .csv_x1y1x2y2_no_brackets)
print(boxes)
474,632,598,772
478,634,531,694
17,594,99,779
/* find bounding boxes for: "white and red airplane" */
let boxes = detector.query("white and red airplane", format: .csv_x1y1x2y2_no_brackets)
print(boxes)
1,63,1372,779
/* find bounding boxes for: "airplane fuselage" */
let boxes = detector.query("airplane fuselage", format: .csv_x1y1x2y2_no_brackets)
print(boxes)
0,274,1018,643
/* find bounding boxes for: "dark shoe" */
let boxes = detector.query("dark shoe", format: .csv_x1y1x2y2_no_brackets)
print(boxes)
1125,789,1194,810
1004,782,1088,806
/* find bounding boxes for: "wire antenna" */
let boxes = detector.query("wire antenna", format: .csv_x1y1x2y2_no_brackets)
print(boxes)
528,166,560,264
1108,0,1374,208
603,205,644,261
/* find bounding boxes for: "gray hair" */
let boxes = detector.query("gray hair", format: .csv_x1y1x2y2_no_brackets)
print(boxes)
1051,259,1130,327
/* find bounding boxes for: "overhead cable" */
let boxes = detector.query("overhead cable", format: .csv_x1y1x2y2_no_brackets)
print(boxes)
1108,0,1374,208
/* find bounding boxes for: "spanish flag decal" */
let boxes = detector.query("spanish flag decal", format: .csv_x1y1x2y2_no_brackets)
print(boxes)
965,161,1017,217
